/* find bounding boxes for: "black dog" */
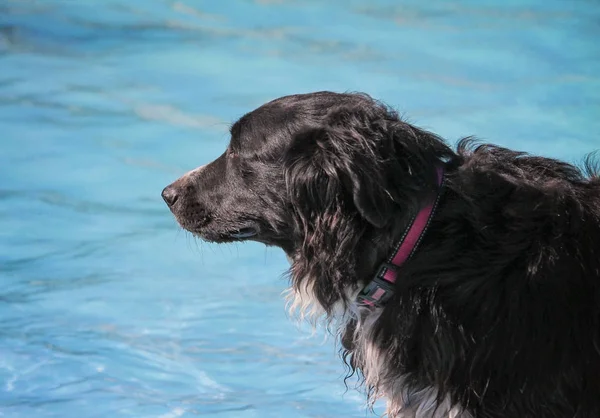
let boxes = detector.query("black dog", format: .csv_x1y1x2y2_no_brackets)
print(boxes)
162,92,600,418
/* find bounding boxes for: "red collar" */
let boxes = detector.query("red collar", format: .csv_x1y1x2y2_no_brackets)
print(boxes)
357,167,445,307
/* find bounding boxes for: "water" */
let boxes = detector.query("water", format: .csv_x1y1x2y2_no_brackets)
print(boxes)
1,0,598,417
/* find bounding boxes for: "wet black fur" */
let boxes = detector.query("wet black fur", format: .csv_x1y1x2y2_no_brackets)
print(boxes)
163,92,600,417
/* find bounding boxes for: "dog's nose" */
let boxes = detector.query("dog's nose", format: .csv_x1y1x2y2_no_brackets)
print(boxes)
161,185,179,207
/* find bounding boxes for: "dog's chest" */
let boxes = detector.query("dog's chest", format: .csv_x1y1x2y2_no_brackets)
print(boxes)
351,308,471,418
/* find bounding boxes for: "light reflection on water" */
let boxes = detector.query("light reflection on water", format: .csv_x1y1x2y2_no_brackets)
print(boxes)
1,0,598,417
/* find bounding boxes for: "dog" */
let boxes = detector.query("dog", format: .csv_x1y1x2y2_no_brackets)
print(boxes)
162,92,600,418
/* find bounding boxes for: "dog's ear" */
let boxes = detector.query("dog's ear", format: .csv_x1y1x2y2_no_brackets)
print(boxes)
283,126,392,316
282,104,452,316
284,126,394,228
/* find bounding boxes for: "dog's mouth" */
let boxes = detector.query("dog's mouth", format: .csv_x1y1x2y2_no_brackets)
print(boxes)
228,227,258,239
173,209,259,242
188,224,259,243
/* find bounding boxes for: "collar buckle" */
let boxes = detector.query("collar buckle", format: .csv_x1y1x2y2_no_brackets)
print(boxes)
357,263,399,307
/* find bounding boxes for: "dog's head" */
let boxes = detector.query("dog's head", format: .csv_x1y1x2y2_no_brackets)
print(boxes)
162,92,452,314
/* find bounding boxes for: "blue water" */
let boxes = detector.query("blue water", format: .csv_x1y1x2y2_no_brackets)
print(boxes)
1,0,598,417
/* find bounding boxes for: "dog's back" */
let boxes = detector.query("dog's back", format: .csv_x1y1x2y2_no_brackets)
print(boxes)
397,141,600,417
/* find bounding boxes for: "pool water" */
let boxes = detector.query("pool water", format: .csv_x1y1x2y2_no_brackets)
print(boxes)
1,0,598,417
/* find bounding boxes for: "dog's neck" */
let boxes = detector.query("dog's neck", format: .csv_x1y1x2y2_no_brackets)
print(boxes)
357,166,445,307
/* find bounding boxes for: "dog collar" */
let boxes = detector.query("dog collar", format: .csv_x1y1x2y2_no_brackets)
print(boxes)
357,167,445,308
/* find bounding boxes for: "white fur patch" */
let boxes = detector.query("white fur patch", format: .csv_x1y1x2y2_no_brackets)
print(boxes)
283,279,326,325
283,274,358,329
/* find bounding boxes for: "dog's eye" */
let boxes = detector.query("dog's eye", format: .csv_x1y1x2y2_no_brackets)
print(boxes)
240,167,253,180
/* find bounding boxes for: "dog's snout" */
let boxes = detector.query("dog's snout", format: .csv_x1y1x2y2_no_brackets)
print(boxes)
161,185,179,207
162,165,209,208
